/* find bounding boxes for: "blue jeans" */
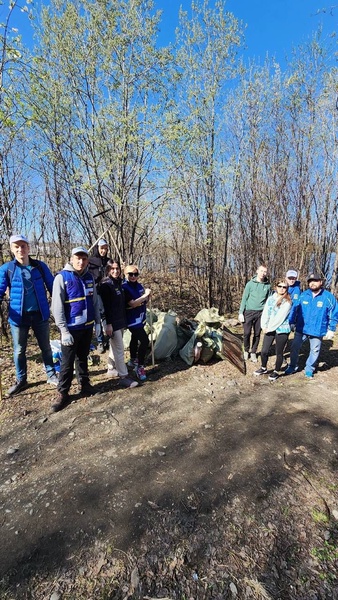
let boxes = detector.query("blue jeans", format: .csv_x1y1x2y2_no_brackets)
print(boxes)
10,312,55,382
290,332,322,374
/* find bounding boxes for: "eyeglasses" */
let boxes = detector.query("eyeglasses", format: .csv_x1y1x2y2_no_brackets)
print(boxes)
127,272,139,277
287,276,296,280
277,285,287,289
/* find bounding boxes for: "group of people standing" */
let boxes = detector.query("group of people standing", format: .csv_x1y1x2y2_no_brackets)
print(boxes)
239,264,338,381
0,235,151,412
1,234,337,412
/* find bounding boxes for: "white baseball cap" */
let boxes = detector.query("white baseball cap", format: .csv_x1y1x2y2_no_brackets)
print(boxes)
71,247,89,256
10,234,29,244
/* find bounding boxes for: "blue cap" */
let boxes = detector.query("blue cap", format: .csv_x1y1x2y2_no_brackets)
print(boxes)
98,239,108,247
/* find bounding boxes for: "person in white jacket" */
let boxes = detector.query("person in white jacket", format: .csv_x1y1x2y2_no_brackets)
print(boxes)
254,279,292,381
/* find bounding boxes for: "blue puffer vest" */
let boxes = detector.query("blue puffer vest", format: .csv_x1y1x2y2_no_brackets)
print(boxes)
0,258,54,325
122,279,146,329
60,269,96,330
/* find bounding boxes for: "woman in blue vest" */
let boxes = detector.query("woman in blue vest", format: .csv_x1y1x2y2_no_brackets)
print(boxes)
122,265,151,381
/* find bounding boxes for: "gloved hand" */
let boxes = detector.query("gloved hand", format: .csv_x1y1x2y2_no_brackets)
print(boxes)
325,330,335,340
238,314,245,323
105,324,113,337
61,331,74,346
95,323,101,338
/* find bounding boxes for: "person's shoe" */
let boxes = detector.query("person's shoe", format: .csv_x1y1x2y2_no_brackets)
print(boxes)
285,365,298,375
97,343,105,354
305,369,314,379
268,370,279,382
253,367,267,376
135,364,146,381
106,368,119,378
243,351,249,361
79,382,95,396
127,358,138,368
8,379,28,396
250,352,258,363
51,392,69,413
119,377,139,389
47,374,59,386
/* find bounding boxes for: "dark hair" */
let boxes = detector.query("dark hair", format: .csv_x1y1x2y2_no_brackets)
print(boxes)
105,258,121,277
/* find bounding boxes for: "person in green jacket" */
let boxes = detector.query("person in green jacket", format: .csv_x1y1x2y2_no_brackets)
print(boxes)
238,264,271,362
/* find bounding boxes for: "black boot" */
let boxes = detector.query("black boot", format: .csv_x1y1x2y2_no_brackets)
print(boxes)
8,379,28,396
51,392,69,413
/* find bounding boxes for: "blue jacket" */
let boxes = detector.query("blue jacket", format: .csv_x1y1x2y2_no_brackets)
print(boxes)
0,258,54,325
289,288,338,337
288,281,301,303
122,279,146,329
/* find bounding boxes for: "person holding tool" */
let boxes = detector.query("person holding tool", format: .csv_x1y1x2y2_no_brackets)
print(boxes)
88,238,111,353
122,265,151,381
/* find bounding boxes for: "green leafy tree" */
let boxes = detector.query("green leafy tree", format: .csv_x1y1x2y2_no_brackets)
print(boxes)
163,0,243,307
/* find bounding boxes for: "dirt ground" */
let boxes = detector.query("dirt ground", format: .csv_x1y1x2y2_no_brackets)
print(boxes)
0,326,338,600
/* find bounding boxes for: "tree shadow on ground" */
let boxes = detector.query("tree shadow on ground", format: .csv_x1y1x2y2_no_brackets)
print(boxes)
1,369,338,599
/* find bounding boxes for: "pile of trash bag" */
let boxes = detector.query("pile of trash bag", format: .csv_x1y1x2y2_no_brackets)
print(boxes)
136,306,245,374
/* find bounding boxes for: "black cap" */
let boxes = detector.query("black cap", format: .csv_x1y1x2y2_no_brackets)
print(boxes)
307,272,323,282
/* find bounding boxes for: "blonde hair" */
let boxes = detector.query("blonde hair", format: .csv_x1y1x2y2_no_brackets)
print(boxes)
124,264,139,275
275,278,292,306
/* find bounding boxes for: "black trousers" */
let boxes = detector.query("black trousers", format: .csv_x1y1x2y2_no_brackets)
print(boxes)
57,328,92,395
129,326,149,366
243,310,263,353
260,331,289,371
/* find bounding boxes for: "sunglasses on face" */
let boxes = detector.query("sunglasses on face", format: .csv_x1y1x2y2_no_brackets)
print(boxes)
277,285,287,289
127,272,139,277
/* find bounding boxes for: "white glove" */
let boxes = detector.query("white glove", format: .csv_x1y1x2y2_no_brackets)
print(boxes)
61,331,74,346
325,330,335,340
95,323,101,338
238,314,245,323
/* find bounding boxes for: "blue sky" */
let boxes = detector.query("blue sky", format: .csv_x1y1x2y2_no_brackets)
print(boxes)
155,0,337,66
8,0,337,68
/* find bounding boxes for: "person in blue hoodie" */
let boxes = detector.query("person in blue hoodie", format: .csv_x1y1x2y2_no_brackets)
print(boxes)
286,272,338,378
285,269,301,302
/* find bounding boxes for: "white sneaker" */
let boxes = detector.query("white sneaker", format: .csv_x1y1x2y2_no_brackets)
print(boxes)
243,351,249,361
106,368,119,377
250,353,258,363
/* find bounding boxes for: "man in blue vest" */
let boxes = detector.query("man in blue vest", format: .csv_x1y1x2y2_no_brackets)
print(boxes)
0,234,58,396
51,247,101,412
